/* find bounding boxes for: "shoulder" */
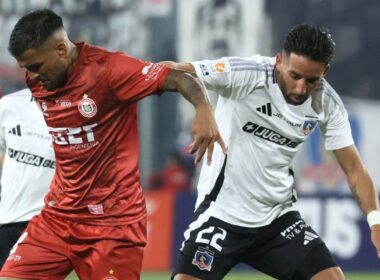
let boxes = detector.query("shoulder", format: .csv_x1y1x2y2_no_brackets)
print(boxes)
193,54,275,74
0,89,32,122
82,43,112,65
80,44,144,77
313,80,347,118
226,55,275,72
80,43,131,67
321,80,346,109
0,89,31,106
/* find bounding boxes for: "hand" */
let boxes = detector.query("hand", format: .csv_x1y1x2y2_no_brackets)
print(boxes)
189,104,227,165
371,224,380,258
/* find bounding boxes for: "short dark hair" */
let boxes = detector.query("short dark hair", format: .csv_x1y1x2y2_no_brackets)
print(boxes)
283,24,335,65
8,9,63,57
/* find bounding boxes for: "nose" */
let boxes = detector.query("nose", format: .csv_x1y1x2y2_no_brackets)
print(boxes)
294,79,307,95
27,70,39,81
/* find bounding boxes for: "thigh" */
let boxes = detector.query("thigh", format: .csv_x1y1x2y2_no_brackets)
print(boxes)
173,216,251,280
0,222,28,268
0,215,72,279
244,211,326,280
292,243,340,280
71,219,147,280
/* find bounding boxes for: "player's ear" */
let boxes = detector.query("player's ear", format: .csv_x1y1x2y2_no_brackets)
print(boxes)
275,53,281,63
323,64,330,76
275,53,283,71
56,42,67,58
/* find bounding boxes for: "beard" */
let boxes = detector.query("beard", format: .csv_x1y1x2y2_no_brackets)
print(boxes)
283,92,309,105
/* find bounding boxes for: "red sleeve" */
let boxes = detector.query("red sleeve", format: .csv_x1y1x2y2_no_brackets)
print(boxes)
107,52,171,102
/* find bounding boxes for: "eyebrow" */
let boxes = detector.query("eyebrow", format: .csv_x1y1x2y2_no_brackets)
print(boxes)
290,71,321,81
25,62,43,72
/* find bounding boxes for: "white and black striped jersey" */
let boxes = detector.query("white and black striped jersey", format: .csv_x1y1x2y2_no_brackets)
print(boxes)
0,89,55,224
191,55,354,228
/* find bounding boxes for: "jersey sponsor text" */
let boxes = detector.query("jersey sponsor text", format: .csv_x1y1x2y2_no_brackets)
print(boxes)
48,123,97,145
8,148,55,169
243,121,301,148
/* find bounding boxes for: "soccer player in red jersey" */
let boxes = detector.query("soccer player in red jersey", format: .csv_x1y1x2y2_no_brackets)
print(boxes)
0,9,226,280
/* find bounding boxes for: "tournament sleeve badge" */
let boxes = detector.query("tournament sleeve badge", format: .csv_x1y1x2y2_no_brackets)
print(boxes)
202,61,230,76
192,247,215,271
78,94,97,118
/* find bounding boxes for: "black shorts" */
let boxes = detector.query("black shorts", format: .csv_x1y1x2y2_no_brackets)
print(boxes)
0,221,29,269
173,211,337,280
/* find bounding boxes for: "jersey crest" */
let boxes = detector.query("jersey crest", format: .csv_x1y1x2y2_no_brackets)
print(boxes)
301,120,317,135
78,94,97,118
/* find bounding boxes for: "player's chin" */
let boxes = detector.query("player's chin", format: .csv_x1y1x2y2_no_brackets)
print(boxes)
289,96,307,105
41,81,56,91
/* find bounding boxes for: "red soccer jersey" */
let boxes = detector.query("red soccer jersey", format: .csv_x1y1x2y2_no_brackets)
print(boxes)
27,42,171,225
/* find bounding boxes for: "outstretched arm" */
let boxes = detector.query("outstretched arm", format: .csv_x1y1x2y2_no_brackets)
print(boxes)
160,61,195,74
334,145,380,257
163,68,226,165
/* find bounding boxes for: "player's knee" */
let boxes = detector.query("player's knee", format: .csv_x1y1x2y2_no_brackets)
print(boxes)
173,273,201,280
311,266,345,280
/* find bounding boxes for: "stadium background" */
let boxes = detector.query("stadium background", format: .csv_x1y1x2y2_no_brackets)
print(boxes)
1,0,380,279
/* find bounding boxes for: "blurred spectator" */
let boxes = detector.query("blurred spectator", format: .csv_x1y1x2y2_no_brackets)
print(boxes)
162,152,191,192
148,150,194,193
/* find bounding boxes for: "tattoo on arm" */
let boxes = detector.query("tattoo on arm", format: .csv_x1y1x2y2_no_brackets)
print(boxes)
164,69,208,106
350,183,363,210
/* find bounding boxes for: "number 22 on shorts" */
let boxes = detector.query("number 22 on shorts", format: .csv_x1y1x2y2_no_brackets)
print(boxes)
195,226,226,252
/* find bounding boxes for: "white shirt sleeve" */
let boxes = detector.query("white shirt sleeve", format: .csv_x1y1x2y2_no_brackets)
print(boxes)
319,93,354,150
191,56,265,100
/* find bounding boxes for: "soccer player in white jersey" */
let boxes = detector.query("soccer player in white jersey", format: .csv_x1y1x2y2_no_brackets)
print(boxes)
164,24,380,280
0,89,55,269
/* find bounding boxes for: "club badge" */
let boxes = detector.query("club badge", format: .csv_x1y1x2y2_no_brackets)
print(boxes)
78,94,97,118
301,120,317,135
192,247,215,271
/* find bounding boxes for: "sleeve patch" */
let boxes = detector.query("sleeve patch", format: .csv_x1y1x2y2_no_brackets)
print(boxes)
201,61,230,76
141,63,165,81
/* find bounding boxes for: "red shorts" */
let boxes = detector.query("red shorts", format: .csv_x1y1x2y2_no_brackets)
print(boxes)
0,212,147,280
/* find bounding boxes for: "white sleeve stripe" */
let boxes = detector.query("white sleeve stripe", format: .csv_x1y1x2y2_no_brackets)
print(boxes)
322,81,347,115
231,65,273,71
228,58,274,72
228,57,273,66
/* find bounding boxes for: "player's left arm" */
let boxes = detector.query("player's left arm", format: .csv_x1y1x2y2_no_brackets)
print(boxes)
163,69,226,165
160,61,196,74
334,144,380,257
